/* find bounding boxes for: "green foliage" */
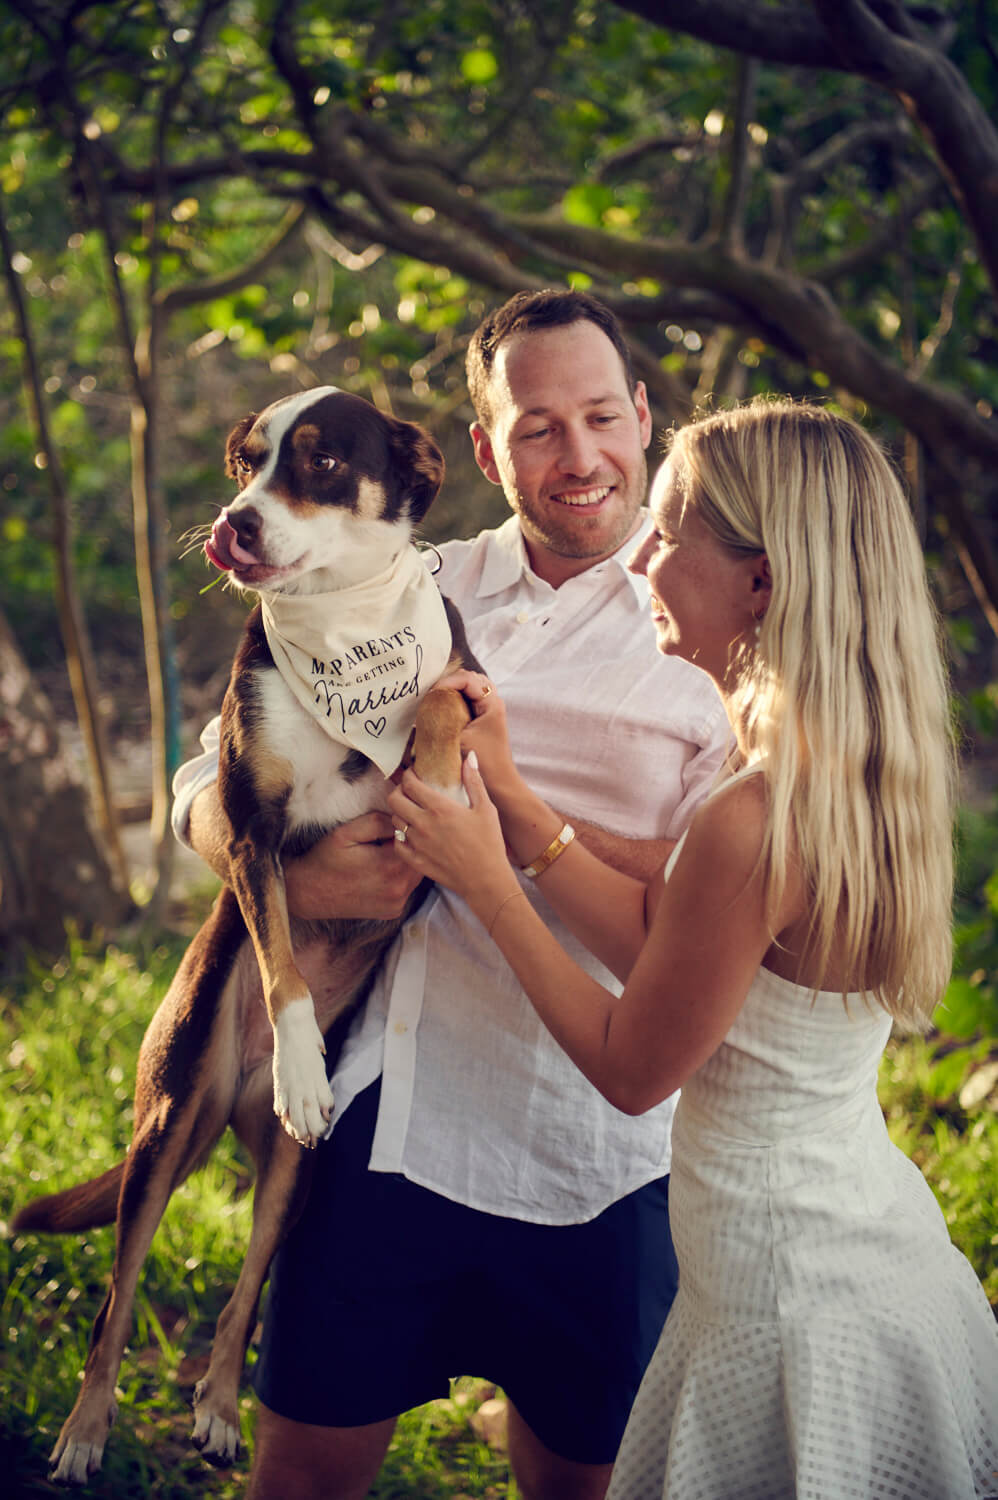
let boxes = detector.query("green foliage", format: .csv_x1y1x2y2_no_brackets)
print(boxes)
0,934,515,1496
1,0,996,687
873,790,998,1308
881,1034,998,1305
3,909,997,1494
936,796,998,1041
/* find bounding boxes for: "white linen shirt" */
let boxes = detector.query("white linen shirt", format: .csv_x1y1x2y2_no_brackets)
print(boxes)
172,513,731,1224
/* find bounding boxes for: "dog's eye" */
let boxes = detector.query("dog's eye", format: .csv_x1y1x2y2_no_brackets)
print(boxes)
235,453,252,474
311,453,338,472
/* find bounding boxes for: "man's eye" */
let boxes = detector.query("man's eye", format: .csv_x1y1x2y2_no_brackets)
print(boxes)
312,453,339,471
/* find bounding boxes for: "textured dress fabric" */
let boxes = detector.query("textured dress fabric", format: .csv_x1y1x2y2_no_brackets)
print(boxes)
607,962,998,1499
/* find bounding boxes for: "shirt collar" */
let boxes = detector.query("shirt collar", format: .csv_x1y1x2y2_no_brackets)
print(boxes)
476,510,654,601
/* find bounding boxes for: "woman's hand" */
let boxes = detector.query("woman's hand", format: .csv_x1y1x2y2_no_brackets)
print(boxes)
437,671,521,808
386,752,520,919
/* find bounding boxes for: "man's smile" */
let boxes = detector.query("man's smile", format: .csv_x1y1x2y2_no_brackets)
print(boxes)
548,484,613,508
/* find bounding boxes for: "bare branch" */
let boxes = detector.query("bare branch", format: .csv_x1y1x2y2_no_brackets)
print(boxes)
789,118,913,193
910,254,966,378
612,0,847,68
156,205,307,312
809,176,942,282
501,212,998,472
0,190,130,901
764,119,921,268
718,57,759,249
810,0,998,299
594,131,705,181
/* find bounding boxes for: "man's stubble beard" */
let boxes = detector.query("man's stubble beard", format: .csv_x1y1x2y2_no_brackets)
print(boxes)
513,452,648,561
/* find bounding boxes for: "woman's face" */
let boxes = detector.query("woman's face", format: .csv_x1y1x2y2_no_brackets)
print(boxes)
628,456,767,690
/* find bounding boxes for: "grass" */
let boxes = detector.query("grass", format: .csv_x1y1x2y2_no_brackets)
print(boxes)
2,932,996,1496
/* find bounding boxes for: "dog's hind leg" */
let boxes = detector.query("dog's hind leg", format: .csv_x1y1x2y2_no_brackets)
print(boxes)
45,894,247,1485
47,1089,214,1484
191,1070,312,1464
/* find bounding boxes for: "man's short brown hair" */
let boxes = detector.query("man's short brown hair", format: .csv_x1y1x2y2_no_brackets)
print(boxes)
466,289,637,432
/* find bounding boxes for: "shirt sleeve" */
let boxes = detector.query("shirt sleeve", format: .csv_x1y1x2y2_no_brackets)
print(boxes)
171,715,221,848
664,696,733,840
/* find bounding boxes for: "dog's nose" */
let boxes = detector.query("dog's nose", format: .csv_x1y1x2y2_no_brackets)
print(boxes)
227,506,262,549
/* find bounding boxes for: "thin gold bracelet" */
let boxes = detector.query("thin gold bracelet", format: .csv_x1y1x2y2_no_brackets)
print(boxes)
521,822,575,879
488,889,527,937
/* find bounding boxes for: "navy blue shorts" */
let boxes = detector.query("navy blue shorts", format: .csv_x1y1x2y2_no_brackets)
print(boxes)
253,1080,678,1464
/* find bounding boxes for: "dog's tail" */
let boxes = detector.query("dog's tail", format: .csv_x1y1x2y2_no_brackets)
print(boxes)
12,1162,124,1234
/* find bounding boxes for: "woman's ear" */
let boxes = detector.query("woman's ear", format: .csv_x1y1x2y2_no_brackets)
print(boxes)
751,554,772,618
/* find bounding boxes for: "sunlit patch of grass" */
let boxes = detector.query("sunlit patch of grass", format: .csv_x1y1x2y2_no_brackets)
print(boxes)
6,933,994,1496
1,936,515,1497
880,1033,998,1305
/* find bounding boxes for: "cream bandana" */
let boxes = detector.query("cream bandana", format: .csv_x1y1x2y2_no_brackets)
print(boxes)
259,547,453,775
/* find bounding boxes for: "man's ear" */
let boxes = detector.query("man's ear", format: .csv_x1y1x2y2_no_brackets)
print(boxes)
633,380,653,450
470,422,502,486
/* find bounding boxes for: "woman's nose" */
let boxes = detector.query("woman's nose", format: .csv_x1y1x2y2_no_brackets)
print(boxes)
627,534,651,575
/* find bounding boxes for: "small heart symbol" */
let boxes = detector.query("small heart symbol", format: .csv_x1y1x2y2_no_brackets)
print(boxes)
365,717,387,737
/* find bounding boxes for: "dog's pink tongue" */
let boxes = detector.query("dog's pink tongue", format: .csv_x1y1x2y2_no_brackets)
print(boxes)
206,515,259,570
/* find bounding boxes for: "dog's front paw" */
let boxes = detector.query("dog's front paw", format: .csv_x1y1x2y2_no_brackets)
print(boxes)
272,997,335,1146
192,1386,241,1466
48,1396,117,1486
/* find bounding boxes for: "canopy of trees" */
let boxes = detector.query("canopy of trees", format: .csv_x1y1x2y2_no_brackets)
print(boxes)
1,0,996,925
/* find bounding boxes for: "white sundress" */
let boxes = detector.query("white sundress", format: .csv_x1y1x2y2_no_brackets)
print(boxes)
607,959,998,1499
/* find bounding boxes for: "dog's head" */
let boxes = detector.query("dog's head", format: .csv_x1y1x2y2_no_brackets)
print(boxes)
205,387,445,593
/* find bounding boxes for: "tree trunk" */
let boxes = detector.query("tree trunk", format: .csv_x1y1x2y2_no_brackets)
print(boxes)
0,610,131,965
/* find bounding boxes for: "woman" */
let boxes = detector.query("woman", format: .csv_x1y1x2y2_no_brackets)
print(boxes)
387,398,998,1498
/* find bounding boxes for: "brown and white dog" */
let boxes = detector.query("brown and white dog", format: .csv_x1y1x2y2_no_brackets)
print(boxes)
13,388,479,1485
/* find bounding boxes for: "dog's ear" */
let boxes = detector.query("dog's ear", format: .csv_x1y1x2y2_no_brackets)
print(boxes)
387,417,446,523
224,414,257,479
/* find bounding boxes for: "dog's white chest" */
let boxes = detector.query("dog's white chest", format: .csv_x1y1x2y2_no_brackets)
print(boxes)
255,669,388,832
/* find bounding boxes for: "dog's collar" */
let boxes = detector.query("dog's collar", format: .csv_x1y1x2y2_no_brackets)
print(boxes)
259,547,453,775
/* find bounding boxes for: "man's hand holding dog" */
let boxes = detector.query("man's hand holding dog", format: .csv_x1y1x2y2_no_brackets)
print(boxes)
189,790,420,922
284,813,423,921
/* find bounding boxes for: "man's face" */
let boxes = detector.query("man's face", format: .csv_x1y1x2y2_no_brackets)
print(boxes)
470,320,653,583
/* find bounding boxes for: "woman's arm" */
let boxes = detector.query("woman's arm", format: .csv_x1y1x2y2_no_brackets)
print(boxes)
392,751,651,981
389,762,795,1113
426,673,659,975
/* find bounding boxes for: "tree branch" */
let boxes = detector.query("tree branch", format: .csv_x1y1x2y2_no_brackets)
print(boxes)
809,175,942,282
502,212,998,473
810,0,998,300
0,187,130,902
718,57,759,248
612,0,848,68
156,204,307,312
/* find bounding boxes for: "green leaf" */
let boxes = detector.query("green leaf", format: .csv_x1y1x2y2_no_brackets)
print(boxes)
925,1045,977,1100
460,49,498,84
561,183,615,226
934,976,998,1039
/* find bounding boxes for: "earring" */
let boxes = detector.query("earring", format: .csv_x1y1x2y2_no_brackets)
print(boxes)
753,613,763,645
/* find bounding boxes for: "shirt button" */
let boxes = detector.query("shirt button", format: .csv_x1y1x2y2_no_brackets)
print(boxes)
393,1021,408,1035
515,610,530,623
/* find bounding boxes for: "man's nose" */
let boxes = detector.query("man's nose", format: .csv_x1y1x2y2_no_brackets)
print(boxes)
555,422,599,477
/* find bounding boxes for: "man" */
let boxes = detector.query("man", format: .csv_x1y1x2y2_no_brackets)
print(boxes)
173,289,730,1500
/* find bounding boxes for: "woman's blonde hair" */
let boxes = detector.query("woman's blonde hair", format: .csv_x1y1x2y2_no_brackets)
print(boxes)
669,397,955,1027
